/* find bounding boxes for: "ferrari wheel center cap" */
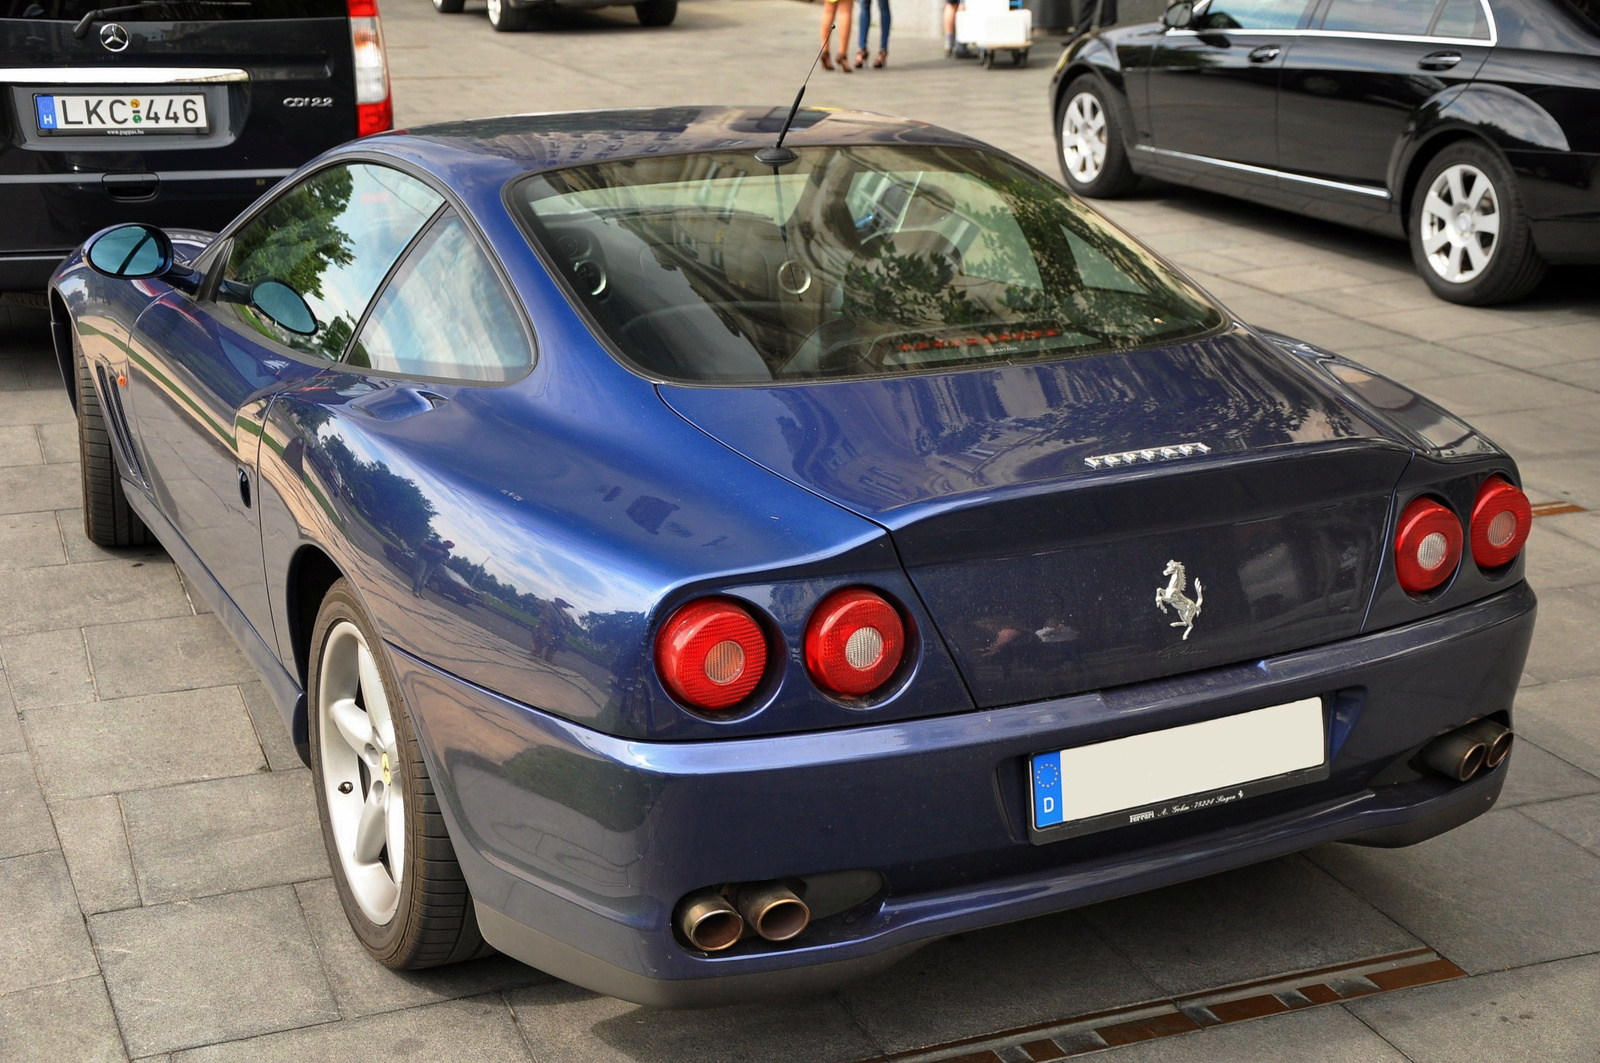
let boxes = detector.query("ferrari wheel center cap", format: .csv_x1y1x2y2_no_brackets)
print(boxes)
380,751,392,787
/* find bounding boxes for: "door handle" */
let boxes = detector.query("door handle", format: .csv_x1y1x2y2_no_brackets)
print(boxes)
1419,50,1463,70
1248,45,1281,63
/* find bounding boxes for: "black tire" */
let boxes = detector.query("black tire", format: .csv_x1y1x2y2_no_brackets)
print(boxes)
487,0,529,32
635,0,676,25
432,0,464,13
308,580,491,969
1408,141,1544,306
1056,74,1138,198
75,343,151,548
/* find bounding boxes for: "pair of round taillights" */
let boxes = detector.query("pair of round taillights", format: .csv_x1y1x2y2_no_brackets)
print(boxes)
1395,475,1531,596
654,588,906,712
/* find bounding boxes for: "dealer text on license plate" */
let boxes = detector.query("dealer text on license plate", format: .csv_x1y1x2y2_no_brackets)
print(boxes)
35,94,207,135
1028,697,1327,841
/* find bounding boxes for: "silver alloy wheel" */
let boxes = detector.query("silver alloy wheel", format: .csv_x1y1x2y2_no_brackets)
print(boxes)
486,0,502,22
1060,92,1107,185
1419,163,1500,285
318,620,405,924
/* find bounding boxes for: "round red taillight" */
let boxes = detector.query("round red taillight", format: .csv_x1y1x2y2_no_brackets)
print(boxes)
1395,496,1463,596
804,588,906,697
1470,475,1531,570
654,599,768,711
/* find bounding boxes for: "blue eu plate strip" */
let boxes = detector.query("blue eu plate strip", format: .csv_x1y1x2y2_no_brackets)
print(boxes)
1031,751,1064,828
35,96,58,130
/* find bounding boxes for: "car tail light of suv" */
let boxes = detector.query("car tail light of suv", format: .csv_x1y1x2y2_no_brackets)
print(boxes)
1470,476,1531,570
349,0,393,137
1395,496,1464,596
655,599,769,711
804,588,906,697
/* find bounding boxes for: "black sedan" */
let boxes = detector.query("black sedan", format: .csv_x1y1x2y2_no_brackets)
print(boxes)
1050,0,1600,304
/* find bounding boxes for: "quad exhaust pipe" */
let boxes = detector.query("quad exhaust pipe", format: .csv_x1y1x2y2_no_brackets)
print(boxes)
734,881,811,942
677,890,744,952
1419,719,1512,782
676,881,812,951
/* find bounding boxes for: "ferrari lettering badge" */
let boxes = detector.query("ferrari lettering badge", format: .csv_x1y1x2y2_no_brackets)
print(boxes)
1156,560,1203,640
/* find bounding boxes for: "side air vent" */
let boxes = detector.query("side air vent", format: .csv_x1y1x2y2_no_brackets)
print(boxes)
95,364,148,486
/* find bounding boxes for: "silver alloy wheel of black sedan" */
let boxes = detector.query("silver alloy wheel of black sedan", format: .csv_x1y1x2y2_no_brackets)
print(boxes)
1056,75,1137,198
1408,141,1544,307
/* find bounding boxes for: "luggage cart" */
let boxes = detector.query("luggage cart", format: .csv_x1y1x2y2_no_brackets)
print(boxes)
954,0,1033,67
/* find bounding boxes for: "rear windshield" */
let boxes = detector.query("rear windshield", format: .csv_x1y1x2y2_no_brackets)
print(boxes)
511,145,1225,384
2,0,343,20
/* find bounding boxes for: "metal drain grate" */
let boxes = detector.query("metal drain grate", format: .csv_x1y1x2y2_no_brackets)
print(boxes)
867,948,1467,1062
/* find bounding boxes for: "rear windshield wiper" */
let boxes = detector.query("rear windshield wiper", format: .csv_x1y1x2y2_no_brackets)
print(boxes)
73,1,249,38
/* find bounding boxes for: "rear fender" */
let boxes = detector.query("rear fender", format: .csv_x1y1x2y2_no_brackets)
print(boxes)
1391,85,1568,222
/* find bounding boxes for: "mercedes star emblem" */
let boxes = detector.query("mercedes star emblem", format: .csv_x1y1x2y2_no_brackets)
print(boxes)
100,23,130,52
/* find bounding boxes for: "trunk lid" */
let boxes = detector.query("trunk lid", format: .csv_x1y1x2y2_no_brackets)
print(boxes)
659,328,1414,706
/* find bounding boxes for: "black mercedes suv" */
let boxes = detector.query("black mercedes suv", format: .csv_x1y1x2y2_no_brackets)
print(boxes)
1,0,392,294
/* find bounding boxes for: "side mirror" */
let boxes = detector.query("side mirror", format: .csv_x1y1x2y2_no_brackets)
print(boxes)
1162,1,1194,28
85,223,174,279
250,280,317,336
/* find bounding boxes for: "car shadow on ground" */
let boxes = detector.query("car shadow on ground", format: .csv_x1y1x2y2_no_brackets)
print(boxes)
1121,178,1600,318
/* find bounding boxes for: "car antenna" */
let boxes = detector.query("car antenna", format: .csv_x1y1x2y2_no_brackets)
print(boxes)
755,30,830,167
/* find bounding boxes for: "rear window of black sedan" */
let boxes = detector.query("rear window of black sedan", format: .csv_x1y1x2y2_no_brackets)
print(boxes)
510,146,1225,384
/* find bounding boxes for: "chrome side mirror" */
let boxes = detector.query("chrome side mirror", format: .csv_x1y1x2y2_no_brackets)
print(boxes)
1162,1,1195,28
85,223,174,279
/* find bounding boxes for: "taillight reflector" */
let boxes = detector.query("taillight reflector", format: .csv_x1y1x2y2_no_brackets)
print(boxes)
654,599,768,711
804,588,905,697
1470,475,1531,570
1395,496,1463,595
349,0,391,137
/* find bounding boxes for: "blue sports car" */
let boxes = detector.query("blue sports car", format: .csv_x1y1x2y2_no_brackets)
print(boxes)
48,107,1536,1006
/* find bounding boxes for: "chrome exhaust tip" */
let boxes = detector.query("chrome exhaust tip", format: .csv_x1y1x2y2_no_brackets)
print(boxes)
1463,719,1514,770
677,889,744,952
1420,730,1488,782
734,881,811,942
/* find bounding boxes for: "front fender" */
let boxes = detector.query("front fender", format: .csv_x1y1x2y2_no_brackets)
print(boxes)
1051,36,1140,153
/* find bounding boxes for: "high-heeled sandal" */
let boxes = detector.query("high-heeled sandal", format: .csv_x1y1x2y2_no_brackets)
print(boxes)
873,49,887,67
856,48,868,66
821,50,835,71
836,50,852,71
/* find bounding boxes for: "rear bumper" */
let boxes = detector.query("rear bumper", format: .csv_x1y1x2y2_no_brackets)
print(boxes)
394,582,1535,1007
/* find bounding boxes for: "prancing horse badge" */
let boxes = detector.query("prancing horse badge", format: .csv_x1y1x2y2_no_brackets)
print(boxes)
1155,560,1203,640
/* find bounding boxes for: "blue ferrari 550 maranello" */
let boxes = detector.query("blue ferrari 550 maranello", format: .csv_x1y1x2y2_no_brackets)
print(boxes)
48,106,1536,1006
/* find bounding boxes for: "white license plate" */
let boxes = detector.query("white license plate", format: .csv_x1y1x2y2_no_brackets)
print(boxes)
34,94,208,135
1029,697,1327,840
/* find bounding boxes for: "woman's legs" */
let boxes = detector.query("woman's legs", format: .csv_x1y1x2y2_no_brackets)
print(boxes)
833,0,852,65
877,0,891,51
857,0,871,54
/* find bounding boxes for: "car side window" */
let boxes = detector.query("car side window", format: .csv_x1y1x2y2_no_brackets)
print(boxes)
1432,0,1491,38
1194,0,1312,30
1320,0,1440,35
346,212,532,382
222,163,444,360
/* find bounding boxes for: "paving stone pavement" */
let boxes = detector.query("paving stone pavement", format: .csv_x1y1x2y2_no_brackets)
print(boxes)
1,1,1597,1058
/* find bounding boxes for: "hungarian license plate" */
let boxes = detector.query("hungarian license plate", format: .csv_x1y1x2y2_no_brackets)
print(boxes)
1028,697,1328,842
34,93,208,135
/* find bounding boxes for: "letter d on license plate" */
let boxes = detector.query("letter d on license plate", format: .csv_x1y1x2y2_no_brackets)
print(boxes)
1029,698,1328,842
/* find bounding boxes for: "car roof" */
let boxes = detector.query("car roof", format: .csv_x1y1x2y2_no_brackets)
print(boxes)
366,106,990,177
